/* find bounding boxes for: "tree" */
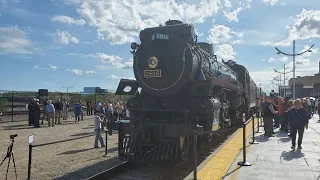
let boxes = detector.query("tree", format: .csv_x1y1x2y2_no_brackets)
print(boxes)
0,98,8,113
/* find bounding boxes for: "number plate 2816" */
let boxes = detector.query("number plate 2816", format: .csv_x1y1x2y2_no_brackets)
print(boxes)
144,70,161,78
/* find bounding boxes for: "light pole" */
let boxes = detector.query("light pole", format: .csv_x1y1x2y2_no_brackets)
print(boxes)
62,86,73,102
273,65,294,98
275,40,314,99
62,86,73,93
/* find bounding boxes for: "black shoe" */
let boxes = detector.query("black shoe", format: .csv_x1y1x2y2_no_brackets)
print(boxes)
298,146,302,149
291,145,295,150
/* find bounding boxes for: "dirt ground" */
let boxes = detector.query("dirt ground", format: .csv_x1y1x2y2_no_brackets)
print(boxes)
0,115,123,180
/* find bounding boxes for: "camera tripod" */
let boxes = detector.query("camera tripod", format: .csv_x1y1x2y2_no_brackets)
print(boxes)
0,134,18,180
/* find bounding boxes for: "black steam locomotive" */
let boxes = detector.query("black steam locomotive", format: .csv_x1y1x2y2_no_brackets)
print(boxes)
115,20,264,163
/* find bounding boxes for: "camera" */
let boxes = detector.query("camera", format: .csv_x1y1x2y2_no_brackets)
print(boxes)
10,134,17,139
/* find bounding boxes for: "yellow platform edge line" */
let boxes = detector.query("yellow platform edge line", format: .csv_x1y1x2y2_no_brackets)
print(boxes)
197,118,258,180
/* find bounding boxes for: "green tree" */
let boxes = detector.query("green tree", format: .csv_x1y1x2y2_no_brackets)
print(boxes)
0,98,8,112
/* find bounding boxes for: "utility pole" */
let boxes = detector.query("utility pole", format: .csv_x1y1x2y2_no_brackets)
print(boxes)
62,86,73,93
275,41,314,99
273,65,294,98
62,86,73,102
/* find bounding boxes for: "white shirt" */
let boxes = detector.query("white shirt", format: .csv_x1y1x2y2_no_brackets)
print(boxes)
126,109,130,118
307,99,311,106
315,100,319,107
94,115,101,129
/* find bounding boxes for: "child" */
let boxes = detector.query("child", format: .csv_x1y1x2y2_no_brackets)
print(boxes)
93,110,105,148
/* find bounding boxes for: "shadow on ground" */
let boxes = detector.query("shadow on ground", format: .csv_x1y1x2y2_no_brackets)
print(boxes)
281,150,305,161
53,157,122,180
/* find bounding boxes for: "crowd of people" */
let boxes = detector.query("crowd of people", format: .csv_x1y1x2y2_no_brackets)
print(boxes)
257,96,319,150
27,98,129,148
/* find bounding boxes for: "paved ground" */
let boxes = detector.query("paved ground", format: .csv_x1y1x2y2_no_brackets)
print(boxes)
0,115,123,180
224,114,320,180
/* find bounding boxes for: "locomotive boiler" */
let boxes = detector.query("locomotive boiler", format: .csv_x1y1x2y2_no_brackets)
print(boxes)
115,20,263,163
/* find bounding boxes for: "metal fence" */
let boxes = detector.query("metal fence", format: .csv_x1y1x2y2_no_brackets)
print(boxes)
0,90,132,122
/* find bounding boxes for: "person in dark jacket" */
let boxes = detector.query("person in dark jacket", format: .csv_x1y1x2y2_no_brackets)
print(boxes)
54,99,63,124
288,99,309,150
262,96,278,137
28,99,35,126
282,97,290,132
34,99,41,128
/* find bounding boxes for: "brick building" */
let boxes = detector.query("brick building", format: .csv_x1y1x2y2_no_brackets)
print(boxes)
288,62,320,98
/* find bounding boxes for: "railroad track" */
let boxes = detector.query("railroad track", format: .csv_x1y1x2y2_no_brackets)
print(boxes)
87,127,238,180
86,161,176,180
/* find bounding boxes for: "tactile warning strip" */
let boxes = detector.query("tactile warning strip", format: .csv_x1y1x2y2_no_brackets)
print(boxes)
197,118,257,180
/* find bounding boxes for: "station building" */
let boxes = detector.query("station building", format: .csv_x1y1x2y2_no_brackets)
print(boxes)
288,62,320,98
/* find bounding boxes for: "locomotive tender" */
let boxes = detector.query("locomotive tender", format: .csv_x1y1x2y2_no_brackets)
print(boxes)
115,20,264,163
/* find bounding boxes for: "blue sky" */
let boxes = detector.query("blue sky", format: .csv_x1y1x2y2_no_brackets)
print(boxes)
0,0,319,95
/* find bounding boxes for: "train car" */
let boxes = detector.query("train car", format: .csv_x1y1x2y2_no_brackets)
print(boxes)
115,20,263,164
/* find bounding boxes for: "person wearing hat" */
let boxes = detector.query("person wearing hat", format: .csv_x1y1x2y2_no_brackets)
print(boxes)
34,99,41,128
46,100,55,127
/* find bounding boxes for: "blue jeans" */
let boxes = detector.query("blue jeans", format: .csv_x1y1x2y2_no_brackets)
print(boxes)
94,128,105,147
80,110,84,120
75,112,80,122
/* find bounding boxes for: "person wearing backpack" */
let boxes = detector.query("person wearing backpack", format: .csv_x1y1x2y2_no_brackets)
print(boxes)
288,99,309,150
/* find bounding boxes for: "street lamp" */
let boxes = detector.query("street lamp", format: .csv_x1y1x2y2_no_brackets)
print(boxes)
275,40,314,99
273,65,294,98
62,86,73,93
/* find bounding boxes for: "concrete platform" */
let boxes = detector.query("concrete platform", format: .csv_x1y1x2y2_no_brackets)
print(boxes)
224,114,320,180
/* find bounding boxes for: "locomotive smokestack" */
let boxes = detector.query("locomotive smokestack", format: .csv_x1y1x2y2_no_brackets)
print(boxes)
165,20,183,26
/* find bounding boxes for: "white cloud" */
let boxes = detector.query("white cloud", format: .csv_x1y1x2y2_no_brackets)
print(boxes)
51,15,86,26
67,68,82,75
262,0,281,6
50,64,57,70
279,56,288,62
207,25,233,44
33,65,46,70
222,0,252,22
224,0,232,8
66,52,133,69
85,70,97,76
207,25,244,45
260,9,320,47
92,53,133,69
65,0,222,45
266,56,288,63
232,39,244,45
55,29,79,44
223,7,243,23
268,57,276,63
106,74,135,80
250,70,276,92
0,25,34,54
215,44,236,60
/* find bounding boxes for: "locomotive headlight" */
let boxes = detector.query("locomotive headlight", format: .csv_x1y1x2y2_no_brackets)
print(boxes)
148,56,158,69
131,42,139,50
